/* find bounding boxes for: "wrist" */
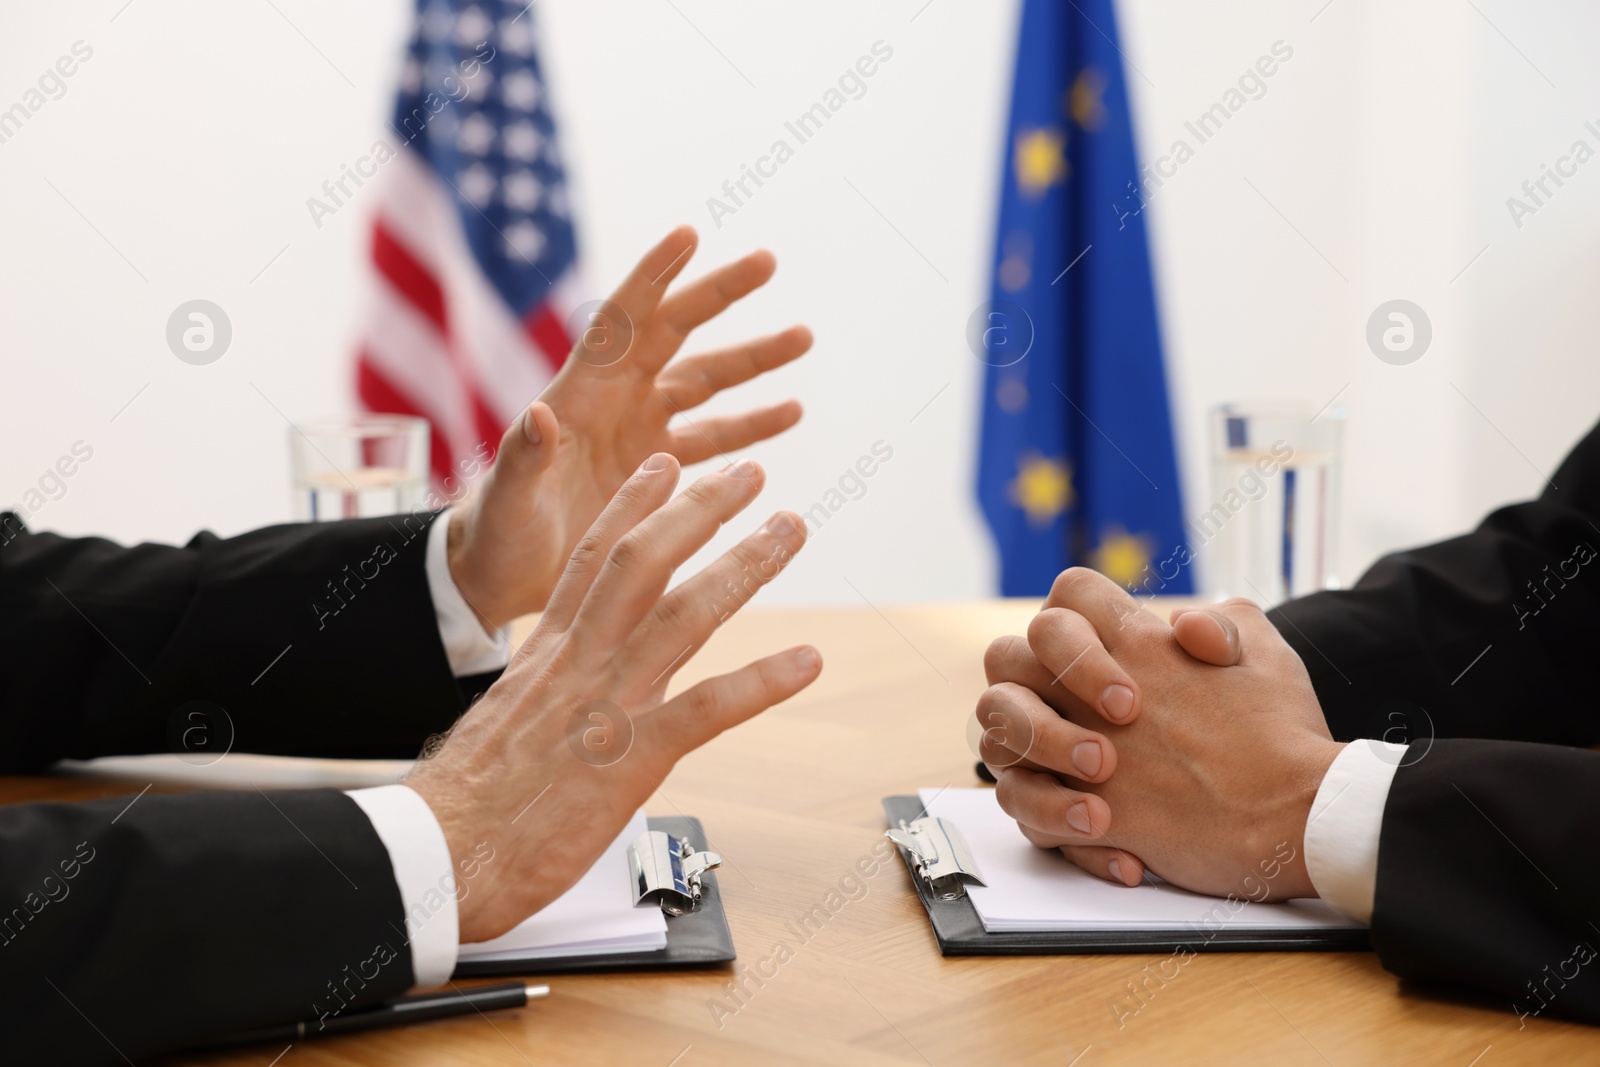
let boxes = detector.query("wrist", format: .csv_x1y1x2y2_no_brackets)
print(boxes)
405,772,492,942
1277,738,1346,899
445,507,502,633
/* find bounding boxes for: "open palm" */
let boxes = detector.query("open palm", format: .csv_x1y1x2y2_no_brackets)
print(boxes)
449,226,810,631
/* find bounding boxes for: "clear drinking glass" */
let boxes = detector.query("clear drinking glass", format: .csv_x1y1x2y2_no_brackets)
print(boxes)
1200,402,1344,605
289,415,429,521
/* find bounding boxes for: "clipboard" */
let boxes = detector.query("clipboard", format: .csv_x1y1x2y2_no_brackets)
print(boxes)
882,795,1369,956
453,815,735,976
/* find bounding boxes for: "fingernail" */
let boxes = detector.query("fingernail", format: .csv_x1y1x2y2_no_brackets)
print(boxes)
522,406,542,446
730,458,759,479
1066,802,1092,835
643,453,672,472
1101,684,1134,721
1072,741,1103,778
1108,857,1125,884
764,512,798,537
794,646,821,671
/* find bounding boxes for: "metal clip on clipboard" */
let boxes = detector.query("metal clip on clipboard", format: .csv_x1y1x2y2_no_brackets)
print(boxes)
885,816,987,901
628,830,723,916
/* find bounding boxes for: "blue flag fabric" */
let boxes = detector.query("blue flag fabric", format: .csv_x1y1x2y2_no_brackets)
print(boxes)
976,0,1191,597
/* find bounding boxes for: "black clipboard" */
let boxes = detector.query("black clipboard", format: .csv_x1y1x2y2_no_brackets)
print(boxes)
883,795,1369,956
453,815,735,976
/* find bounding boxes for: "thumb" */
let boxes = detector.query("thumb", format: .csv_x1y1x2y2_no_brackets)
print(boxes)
1169,608,1241,666
493,401,559,483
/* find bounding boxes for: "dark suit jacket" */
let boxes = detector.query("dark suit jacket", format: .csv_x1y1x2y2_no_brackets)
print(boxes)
1272,418,1600,1026
0,511,493,1063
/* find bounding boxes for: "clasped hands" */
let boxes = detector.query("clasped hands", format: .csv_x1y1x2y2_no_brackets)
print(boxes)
976,567,1347,902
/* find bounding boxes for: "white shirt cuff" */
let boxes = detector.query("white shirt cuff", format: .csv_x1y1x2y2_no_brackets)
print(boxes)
346,784,459,988
1303,740,1404,923
425,509,511,676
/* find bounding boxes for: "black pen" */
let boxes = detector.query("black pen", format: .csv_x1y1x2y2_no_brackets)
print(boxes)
202,981,550,1048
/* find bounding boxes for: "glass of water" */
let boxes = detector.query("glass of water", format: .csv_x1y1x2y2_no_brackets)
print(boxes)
1200,402,1344,605
289,415,429,521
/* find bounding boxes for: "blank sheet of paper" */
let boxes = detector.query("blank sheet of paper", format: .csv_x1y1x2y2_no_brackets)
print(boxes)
459,810,668,962
920,788,1363,934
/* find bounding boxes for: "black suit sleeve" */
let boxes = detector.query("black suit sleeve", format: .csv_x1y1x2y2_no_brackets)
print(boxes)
0,788,419,1064
1265,419,1600,1024
0,514,502,1058
0,510,495,769
1268,417,1600,748
1373,739,1600,1026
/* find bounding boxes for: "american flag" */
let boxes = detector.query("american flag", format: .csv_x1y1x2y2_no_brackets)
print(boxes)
357,0,577,484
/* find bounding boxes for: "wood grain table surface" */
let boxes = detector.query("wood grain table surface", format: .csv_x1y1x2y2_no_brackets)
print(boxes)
5,600,1588,1066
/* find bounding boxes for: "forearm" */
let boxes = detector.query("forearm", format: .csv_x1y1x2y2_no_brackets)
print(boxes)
0,512,473,769
1369,739,1600,1026
0,789,417,1063
1270,421,1600,746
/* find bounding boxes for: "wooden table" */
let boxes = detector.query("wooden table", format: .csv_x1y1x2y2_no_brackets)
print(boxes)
9,602,1590,1065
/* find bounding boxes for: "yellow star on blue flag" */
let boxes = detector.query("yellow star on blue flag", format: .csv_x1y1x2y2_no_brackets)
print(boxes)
1013,127,1067,198
1068,67,1106,130
976,0,1193,597
1090,526,1155,589
1009,453,1073,528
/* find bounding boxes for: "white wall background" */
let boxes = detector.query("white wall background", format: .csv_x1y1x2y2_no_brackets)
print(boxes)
2,0,1597,604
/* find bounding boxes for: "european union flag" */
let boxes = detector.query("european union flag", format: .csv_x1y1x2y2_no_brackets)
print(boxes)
976,0,1191,597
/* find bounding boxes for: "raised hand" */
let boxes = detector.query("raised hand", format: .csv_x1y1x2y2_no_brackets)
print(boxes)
448,225,811,631
407,454,819,943
979,568,1341,899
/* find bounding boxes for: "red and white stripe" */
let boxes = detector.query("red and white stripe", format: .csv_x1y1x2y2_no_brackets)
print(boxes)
356,150,578,484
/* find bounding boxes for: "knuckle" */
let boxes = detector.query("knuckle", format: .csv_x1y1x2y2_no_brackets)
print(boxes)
568,534,607,571
606,533,649,573
1025,609,1053,641
753,656,787,697
1049,567,1095,603
727,538,774,583
975,683,1012,720
1019,825,1054,850
653,589,694,631
764,531,800,567
728,538,761,569
1050,711,1089,741
1027,607,1075,647
617,467,656,500
982,636,1014,679
994,680,1036,706
685,681,722,720
993,770,1019,811
681,477,723,509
